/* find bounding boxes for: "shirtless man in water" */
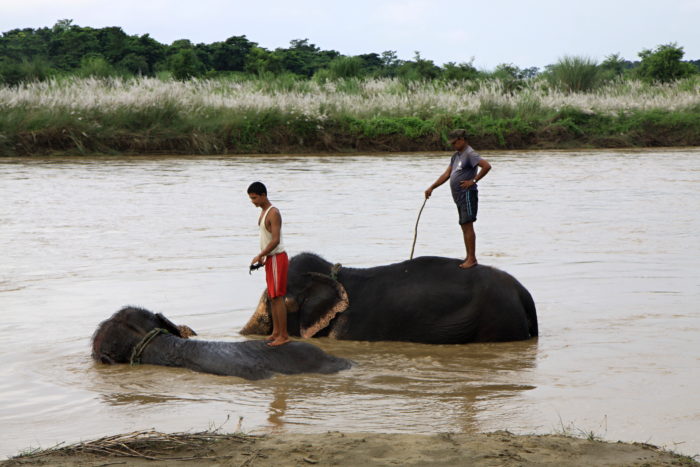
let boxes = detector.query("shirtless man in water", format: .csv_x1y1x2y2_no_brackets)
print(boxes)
425,129,491,269
248,181,290,346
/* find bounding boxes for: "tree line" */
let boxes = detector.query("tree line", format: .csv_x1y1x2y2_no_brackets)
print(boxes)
1,19,698,87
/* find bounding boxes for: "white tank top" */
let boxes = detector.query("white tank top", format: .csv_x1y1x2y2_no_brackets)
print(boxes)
259,206,285,256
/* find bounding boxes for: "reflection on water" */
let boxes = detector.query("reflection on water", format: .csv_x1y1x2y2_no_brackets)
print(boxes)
84,338,539,436
268,385,288,429
1,149,699,457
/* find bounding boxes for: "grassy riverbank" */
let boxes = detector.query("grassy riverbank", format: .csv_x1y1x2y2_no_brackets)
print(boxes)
1,76,699,156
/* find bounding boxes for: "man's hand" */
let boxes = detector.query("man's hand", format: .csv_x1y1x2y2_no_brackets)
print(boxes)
252,254,266,266
459,179,476,189
424,187,433,199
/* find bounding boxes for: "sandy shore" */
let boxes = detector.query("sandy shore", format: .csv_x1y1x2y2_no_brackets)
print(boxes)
2,430,696,466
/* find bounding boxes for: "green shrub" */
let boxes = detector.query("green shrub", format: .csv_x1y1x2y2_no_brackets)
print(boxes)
328,56,364,79
118,53,151,76
635,43,698,84
77,55,121,78
599,53,628,82
398,52,441,81
0,58,55,85
546,56,600,93
168,49,206,80
441,61,480,82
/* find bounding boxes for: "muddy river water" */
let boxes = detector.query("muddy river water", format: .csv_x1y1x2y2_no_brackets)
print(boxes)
1,149,698,457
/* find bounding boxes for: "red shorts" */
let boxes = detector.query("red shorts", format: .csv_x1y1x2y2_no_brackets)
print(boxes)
265,252,288,299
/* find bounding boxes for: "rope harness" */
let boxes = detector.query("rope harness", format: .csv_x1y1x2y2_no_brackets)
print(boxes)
129,328,169,366
330,263,342,281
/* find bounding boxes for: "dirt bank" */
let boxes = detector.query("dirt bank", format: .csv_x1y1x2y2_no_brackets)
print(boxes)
3,430,696,466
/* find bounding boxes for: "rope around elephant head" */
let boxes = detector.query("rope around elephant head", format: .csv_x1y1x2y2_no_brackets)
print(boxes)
410,198,428,260
129,328,169,366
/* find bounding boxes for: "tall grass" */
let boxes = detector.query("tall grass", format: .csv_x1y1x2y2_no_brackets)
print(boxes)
1,75,699,155
546,56,601,93
3,76,699,116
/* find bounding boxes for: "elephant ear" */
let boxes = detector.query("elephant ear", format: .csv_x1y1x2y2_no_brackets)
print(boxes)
299,272,349,338
155,313,185,338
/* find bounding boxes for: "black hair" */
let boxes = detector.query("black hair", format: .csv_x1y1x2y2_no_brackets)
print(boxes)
247,181,267,195
448,128,468,140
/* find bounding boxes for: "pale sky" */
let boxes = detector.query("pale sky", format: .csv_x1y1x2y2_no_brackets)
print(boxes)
2,0,699,70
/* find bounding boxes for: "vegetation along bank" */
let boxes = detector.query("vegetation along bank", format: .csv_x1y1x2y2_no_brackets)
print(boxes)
1,21,699,156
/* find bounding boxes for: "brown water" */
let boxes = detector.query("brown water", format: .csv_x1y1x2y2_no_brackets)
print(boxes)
1,149,698,458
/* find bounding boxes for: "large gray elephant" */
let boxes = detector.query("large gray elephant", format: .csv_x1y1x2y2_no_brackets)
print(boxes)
242,253,538,344
92,306,352,380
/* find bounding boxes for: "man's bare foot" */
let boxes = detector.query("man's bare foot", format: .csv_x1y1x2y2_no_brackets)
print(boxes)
266,334,276,341
267,337,291,347
459,259,478,269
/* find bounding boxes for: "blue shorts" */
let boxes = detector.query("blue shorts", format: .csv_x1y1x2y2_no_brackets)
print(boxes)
456,190,478,224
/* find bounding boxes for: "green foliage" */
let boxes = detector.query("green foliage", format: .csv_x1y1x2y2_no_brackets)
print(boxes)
600,53,627,77
327,56,364,79
275,39,339,77
356,53,384,76
346,116,434,138
47,23,101,69
3,15,700,121
0,57,54,85
77,55,120,78
635,43,697,83
244,47,283,75
491,63,529,93
4,19,700,94
441,61,480,81
0,20,165,78
311,68,333,83
0,27,51,62
0,59,23,85
118,53,150,75
168,48,206,80
675,75,700,93
371,50,403,77
546,56,600,93
397,51,440,81
204,35,256,72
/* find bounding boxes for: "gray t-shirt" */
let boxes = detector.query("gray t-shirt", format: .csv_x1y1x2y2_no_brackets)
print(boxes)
449,146,482,201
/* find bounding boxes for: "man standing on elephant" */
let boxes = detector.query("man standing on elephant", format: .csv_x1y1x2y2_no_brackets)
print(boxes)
424,129,492,269
248,181,290,346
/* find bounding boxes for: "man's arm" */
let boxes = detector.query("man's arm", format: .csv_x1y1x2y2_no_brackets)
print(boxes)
252,208,282,265
459,159,492,189
425,165,452,199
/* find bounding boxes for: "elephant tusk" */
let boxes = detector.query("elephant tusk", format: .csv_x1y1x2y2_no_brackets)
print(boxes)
177,325,197,338
240,289,273,335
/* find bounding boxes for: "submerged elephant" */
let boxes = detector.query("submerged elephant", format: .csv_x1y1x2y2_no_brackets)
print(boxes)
92,306,352,380
242,253,538,344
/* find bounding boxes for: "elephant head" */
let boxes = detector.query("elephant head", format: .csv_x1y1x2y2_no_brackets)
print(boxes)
92,306,196,364
241,272,349,338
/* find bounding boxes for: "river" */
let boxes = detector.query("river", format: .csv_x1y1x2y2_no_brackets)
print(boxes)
0,149,698,458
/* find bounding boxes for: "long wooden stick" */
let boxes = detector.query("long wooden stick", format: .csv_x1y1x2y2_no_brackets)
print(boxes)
410,198,428,259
